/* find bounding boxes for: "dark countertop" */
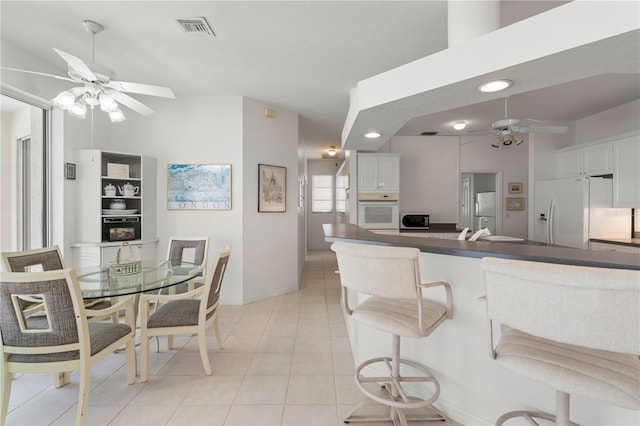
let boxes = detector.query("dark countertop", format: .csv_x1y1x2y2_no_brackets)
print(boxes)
590,238,640,248
323,223,640,271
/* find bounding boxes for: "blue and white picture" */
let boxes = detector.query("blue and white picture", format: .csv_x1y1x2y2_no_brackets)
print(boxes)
167,164,232,210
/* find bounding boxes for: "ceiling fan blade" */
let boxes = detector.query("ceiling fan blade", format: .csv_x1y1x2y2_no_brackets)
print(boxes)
0,67,75,82
526,125,568,134
52,47,97,82
106,90,155,116
108,80,175,98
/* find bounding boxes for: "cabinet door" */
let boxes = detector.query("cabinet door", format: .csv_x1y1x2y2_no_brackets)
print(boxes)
557,149,583,177
584,142,612,176
613,136,640,207
357,156,380,191
378,156,400,192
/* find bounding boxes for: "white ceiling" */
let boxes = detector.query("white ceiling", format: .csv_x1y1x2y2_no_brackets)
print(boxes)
2,1,636,158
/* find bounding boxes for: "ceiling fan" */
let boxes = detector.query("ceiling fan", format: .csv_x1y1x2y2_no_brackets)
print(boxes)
1,20,174,122
470,97,568,148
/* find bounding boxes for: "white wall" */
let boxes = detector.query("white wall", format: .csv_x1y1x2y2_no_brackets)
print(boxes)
390,136,459,222
575,99,640,143
242,98,300,303
307,159,340,250
110,96,243,304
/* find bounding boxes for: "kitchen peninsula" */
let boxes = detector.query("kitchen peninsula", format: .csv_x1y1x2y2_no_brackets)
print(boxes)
323,223,639,425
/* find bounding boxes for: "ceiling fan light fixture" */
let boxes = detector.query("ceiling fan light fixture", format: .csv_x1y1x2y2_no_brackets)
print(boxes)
99,93,118,112
513,135,524,146
52,90,76,110
108,109,126,123
491,137,501,148
69,102,87,119
453,121,466,130
478,79,512,93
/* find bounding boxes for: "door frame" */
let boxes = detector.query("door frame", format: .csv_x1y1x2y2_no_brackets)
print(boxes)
460,170,503,234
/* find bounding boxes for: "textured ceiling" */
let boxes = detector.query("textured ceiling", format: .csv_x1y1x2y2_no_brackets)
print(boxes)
3,1,635,158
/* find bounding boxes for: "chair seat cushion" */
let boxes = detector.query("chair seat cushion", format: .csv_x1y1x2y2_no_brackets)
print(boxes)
148,299,199,328
353,297,447,338
8,322,131,363
496,327,640,410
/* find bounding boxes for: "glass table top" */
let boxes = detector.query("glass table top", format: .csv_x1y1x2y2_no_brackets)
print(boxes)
76,261,202,299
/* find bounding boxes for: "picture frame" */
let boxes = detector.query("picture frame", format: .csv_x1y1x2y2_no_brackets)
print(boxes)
65,162,76,180
506,197,525,211
258,164,286,212
508,182,523,194
167,164,232,210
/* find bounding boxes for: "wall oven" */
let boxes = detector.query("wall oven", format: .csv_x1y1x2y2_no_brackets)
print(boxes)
357,193,399,230
102,217,141,242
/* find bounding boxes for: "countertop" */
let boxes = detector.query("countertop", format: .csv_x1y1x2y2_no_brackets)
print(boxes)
323,223,640,271
590,237,640,248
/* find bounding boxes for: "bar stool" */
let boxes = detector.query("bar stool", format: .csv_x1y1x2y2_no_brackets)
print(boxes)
331,242,453,425
481,257,640,425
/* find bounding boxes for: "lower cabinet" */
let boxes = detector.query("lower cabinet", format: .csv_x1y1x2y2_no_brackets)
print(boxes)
71,240,159,268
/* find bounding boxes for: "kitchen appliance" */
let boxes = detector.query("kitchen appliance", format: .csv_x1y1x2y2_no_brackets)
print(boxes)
400,213,430,230
358,193,399,230
102,216,141,242
475,191,496,233
533,176,631,249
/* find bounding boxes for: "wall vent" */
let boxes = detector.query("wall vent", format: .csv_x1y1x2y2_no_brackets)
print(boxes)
177,17,215,36
421,131,438,136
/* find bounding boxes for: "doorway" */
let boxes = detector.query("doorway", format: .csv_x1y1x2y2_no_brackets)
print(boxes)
460,171,503,234
1,93,50,251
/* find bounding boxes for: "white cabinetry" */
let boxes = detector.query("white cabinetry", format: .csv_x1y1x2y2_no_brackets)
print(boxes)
590,241,640,254
357,154,400,192
72,150,158,267
612,134,640,207
557,142,612,178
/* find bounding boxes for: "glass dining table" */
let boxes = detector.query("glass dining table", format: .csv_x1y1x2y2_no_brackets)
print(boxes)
75,261,202,300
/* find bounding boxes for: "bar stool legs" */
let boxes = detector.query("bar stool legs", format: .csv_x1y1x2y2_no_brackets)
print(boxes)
495,391,579,426
343,335,447,425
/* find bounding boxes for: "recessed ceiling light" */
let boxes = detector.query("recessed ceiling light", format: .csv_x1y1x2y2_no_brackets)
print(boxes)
364,131,381,139
453,121,466,130
478,79,513,93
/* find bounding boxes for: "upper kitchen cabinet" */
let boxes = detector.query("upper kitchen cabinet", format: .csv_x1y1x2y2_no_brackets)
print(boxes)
613,134,640,207
557,141,612,178
357,153,400,192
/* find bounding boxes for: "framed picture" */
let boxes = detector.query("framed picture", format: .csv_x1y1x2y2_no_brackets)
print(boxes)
508,182,523,194
167,164,232,210
258,164,286,212
506,197,525,211
65,163,76,180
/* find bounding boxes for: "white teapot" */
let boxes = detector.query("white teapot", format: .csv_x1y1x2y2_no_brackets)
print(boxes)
117,182,139,197
104,183,116,197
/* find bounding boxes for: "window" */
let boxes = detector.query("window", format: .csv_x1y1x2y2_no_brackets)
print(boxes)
311,175,333,213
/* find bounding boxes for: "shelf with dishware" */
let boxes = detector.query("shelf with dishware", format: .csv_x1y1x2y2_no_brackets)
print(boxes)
72,149,158,268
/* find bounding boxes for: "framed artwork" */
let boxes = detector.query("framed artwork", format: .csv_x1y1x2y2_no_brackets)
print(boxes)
65,163,76,180
258,164,286,212
506,197,525,211
508,182,523,194
167,164,232,210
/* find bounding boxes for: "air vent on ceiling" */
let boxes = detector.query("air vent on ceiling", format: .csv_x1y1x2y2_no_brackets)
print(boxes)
177,17,215,36
421,131,438,136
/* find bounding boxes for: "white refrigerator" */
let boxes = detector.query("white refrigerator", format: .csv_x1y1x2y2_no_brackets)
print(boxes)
475,191,496,233
532,177,630,249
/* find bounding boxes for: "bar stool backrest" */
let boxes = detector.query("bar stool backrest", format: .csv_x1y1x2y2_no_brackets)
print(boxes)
481,257,640,355
331,242,421,300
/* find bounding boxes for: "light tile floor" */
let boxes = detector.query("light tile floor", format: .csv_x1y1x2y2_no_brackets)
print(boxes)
4,250,455,426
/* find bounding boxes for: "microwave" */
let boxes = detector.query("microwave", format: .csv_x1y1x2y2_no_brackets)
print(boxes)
102,217,141,242
400,213,430,230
